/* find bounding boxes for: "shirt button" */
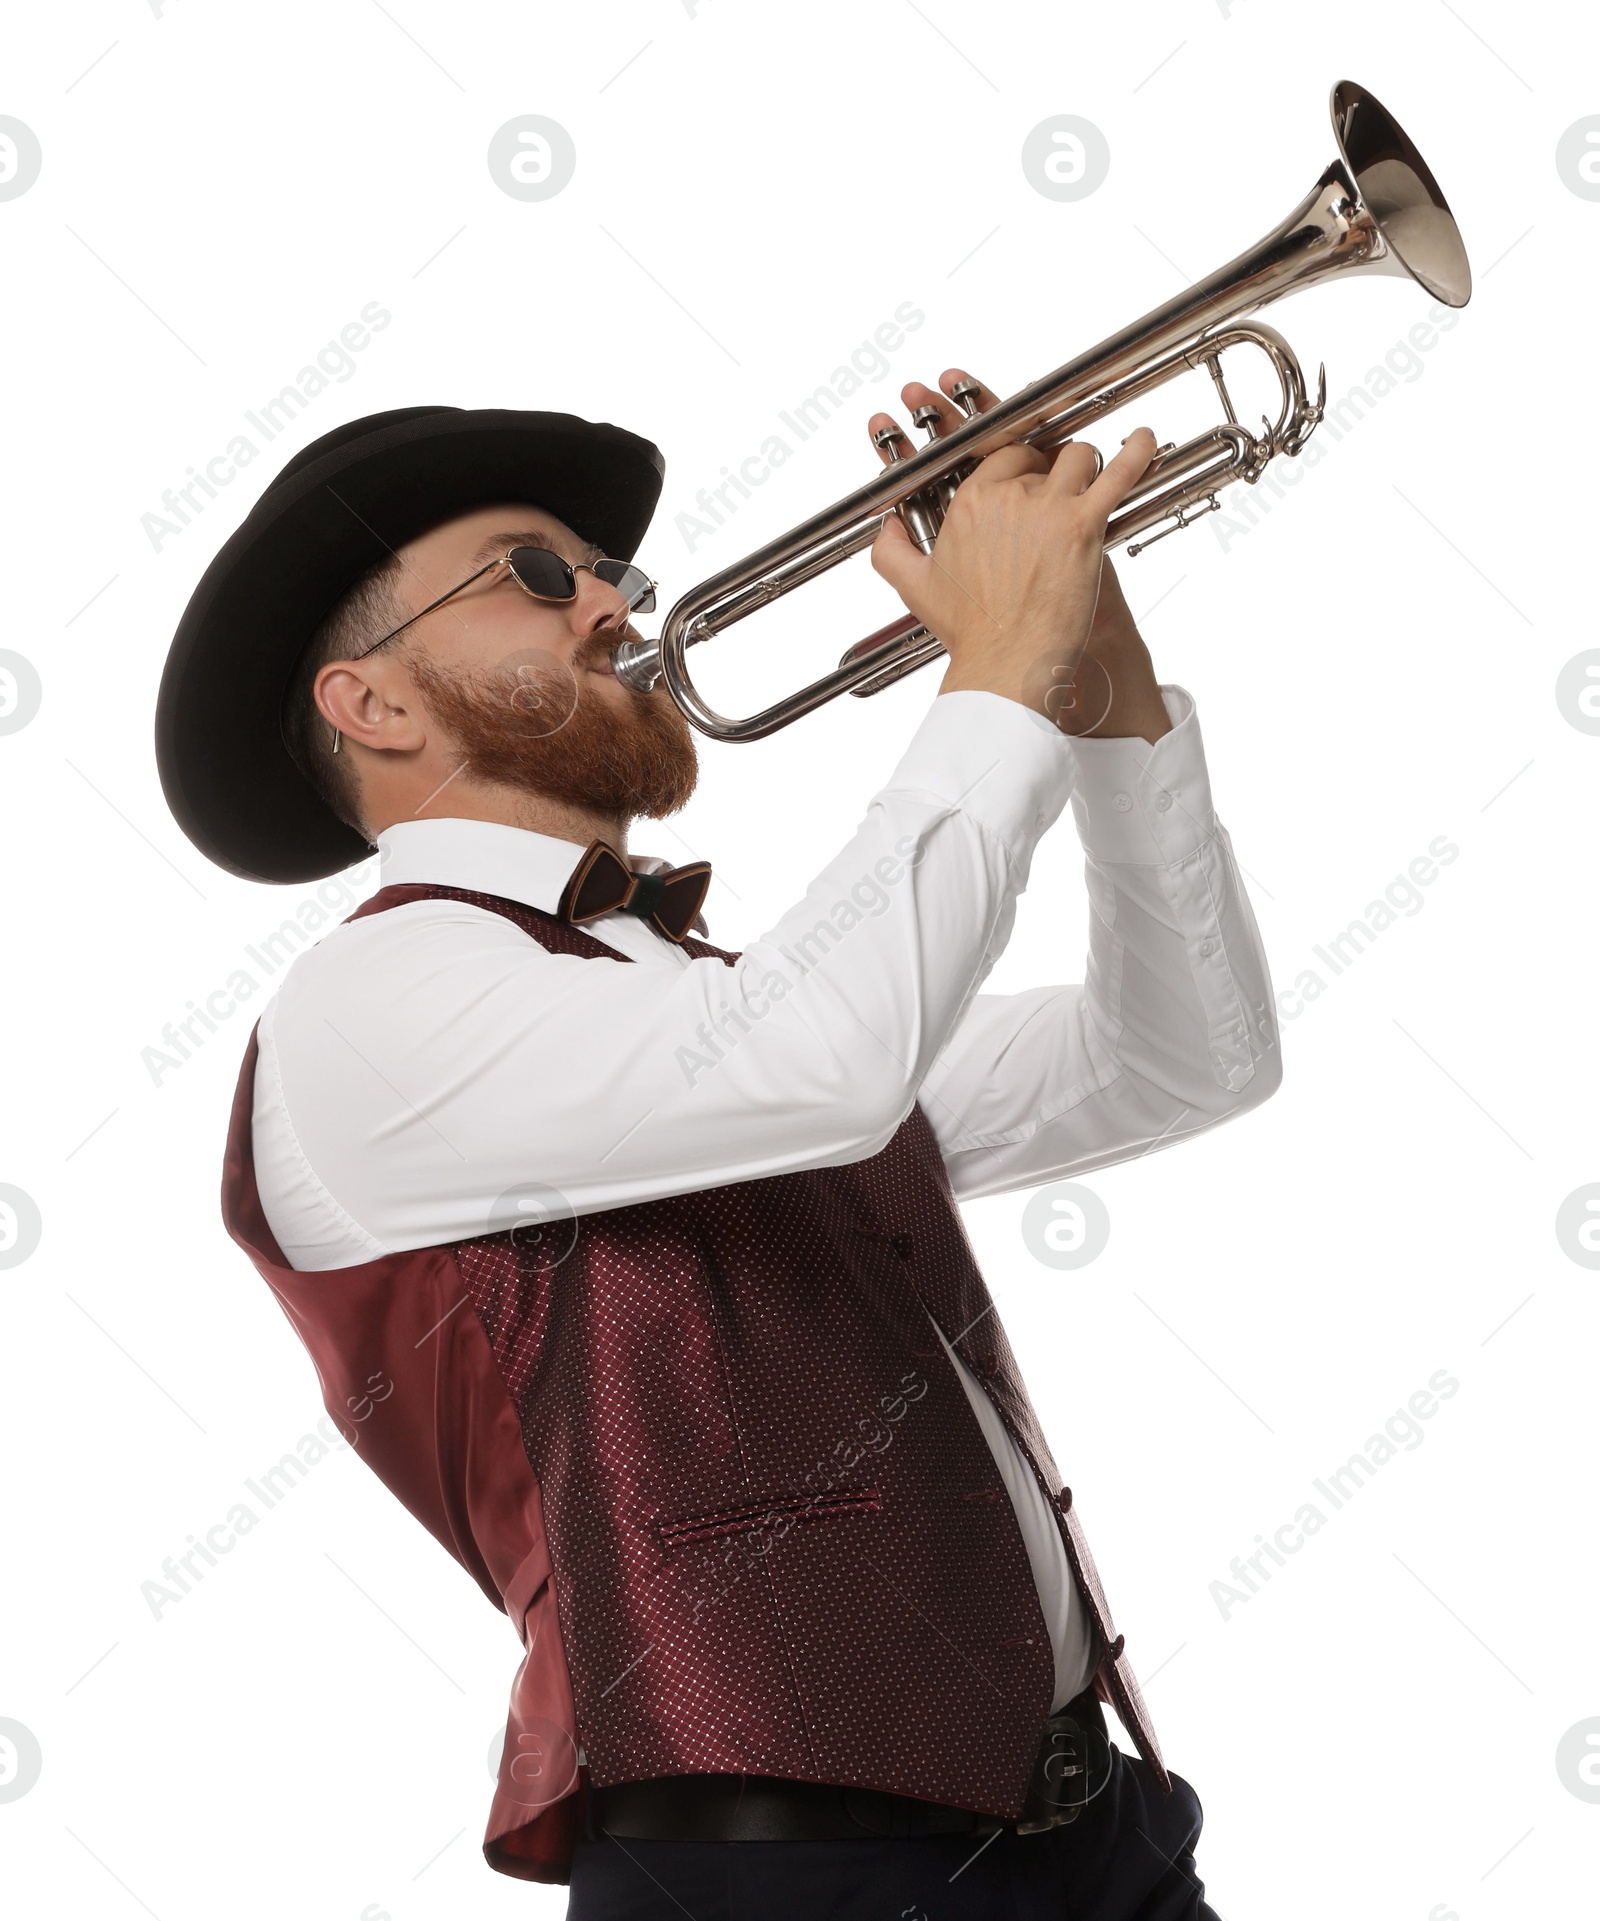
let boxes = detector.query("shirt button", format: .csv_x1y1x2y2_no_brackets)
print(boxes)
1199,938,1216,958
1112,792,1133,813
1154,793,1172,812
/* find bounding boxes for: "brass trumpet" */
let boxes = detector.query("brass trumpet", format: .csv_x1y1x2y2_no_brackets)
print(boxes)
613,79,1471,741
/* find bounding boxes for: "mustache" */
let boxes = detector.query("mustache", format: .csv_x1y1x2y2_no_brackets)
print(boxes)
575,623,656,692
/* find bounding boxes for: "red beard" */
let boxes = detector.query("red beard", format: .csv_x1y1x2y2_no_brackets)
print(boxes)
404,634,698,821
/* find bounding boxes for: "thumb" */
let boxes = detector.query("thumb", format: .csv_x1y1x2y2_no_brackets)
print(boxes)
869,509,931,606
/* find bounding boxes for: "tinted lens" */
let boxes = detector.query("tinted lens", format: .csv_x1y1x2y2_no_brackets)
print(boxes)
593,558,656,614
507,546,578,600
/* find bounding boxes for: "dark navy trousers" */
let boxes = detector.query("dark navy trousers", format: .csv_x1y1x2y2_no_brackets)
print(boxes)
566,1744,1223,1920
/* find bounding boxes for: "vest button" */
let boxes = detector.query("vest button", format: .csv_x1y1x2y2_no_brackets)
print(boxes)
892,1234,913,1260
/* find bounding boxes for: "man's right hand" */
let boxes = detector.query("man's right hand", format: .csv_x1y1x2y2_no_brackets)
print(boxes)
868,368,1157,722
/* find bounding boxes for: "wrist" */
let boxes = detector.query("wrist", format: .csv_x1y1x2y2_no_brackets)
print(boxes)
1057,631,1170,742
939,631,1091,719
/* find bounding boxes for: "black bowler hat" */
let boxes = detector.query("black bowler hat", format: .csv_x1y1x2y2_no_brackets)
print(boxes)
155,406,665,884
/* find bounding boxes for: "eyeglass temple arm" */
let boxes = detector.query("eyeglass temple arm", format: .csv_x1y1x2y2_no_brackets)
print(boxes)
353,558,505,660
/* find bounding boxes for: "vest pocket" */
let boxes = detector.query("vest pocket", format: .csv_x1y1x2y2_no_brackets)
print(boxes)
656,1487,882,1549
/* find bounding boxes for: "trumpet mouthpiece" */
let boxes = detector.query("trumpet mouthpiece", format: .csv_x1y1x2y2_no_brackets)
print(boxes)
611,633,663,692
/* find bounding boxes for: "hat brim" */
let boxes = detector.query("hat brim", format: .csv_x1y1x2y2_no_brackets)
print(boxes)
155,407,664,884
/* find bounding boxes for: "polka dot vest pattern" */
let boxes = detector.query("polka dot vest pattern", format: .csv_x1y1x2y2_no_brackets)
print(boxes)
222,882,1168,1878
351,884,1168,1801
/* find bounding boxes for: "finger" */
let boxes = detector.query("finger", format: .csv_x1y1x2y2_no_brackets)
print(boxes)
902,363,1008,438
869,507,928,600
867,410,913,469
939,368,1001,414
963,441,1051,487
1081,427,1159,516
1042,440,1104,496
897,369,1003,443
898,380,968,441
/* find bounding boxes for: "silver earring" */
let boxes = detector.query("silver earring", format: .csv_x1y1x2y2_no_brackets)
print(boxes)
331,726,342,756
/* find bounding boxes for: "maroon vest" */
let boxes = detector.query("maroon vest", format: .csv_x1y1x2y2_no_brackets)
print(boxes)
221,883,1167,1884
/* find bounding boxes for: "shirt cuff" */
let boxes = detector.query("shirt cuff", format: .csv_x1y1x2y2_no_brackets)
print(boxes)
883,689,1077,858
1066,686,1216,864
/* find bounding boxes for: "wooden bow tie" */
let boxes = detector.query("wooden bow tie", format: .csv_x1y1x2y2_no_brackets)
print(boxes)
557,840,711,945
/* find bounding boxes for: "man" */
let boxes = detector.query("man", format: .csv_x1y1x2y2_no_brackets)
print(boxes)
156,386,1278,1919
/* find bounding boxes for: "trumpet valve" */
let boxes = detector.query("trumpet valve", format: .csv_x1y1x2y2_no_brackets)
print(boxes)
948,377,983,417
911,403,944,442
875,417,942,551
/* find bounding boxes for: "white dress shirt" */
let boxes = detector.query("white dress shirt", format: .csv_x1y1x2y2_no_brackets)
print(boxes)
252,686,1278,1710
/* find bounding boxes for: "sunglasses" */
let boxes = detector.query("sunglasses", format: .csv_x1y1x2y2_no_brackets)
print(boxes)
355,544,657,660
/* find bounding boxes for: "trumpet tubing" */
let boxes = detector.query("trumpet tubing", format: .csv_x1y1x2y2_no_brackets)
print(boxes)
614,79,1470,742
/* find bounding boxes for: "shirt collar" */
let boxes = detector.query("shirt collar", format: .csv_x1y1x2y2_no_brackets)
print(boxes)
372,818,706,933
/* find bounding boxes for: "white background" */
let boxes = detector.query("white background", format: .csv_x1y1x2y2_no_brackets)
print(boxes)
3,2,1597,1917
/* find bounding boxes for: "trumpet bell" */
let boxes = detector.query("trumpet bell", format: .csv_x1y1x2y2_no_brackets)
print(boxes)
613,80,1472,742
1331,79,1471,308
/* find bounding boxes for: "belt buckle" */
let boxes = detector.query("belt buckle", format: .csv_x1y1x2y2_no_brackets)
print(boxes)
1014,1710,1112,1835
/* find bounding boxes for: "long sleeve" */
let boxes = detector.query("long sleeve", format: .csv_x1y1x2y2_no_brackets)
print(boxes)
922,686,1280,1201
254,691,1083,1269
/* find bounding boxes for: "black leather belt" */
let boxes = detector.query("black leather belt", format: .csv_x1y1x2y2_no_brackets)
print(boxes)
587,1689,1112,1844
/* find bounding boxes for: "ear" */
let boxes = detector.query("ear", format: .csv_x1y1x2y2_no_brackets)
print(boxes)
314,655,428,756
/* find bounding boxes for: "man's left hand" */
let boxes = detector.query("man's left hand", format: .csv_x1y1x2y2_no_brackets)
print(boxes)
871,369,1173,744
